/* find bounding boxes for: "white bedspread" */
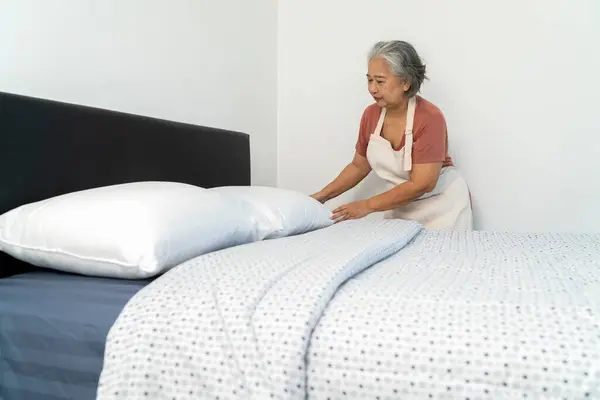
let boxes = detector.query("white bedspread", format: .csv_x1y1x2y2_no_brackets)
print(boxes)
308,230,600,399
96,218,423,399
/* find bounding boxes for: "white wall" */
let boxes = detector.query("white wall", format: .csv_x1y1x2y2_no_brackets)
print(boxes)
278,0,600,233
0,0,278,186
3,1,599,232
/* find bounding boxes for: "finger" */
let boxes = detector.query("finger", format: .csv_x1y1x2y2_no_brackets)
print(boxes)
334,215,348,223
331,211,347,220
335,212,353,223
346,212,360,221
332,210,350,221
332,205,346,214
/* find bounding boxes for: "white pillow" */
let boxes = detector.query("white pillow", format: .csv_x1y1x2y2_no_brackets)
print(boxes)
208,186,333,240
0,181,258,279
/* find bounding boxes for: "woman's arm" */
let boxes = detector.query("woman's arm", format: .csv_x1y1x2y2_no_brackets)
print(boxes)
331,104,449,222
331,162,441,221
311,152,371,203
366,162,442,212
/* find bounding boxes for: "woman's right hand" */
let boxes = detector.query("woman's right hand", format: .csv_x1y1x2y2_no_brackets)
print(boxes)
309,152,372,205
310,192,327,204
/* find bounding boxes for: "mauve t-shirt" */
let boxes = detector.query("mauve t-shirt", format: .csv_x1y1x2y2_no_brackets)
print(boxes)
355,96,454,168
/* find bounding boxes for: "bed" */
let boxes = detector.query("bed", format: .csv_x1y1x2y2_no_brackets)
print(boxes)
0,90,250,399
1,91,600,400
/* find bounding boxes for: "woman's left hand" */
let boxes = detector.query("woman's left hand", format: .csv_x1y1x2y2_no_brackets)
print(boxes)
331,200,373,223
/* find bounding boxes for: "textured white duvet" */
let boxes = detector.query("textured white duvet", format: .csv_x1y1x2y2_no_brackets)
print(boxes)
97,219,422,399
97,221,600,400
309,230,600,399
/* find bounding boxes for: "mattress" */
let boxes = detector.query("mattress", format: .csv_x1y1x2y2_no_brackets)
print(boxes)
0,270,150,400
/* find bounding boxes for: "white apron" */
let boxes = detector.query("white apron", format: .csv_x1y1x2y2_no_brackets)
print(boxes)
366,97,473,230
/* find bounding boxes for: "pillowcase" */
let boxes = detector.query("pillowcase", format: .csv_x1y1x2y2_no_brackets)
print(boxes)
0,181,258,279
208,185,333,240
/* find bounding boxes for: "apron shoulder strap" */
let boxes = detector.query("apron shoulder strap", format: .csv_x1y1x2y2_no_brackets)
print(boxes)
403,96,417,171
373,108,386,136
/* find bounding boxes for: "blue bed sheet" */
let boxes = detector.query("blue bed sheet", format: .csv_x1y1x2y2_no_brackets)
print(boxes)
0,270,150,400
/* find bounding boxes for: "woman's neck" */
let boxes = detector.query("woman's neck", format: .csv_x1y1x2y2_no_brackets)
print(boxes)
385,98,409,117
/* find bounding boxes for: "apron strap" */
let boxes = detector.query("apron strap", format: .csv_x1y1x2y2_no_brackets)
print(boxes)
373,108,387,136
403,96,417,171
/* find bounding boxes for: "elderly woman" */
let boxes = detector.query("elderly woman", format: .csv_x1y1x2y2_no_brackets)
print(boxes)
312,40,473,230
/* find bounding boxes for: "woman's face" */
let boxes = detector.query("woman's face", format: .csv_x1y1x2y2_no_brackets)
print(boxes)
367,57,410,109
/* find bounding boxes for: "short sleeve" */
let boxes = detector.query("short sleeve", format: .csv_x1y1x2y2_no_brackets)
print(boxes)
355,108,371,157
412,111,448,164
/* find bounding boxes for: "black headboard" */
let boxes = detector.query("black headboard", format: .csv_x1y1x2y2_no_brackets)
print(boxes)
0,91,251,276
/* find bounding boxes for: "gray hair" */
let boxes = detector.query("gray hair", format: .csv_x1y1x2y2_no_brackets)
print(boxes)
368,40,428,98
